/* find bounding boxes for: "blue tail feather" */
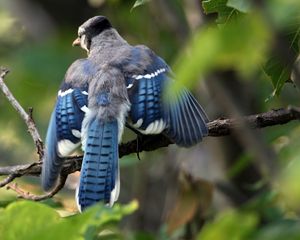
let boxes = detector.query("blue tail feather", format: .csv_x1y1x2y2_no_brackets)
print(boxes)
78,118,119,211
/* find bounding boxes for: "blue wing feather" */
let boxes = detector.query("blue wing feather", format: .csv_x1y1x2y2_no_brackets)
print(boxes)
42,58,95,192
56,91,86,144
73,89,88,109
164,89,209,146
42,110,61,191
126,47,208,146
42,88,88,191
127,54,167,130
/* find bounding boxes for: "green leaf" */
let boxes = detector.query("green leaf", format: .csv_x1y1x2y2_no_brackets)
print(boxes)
263,26,300,96
131,0,150,10
262,0,300,96
196,210,258,240
0,200,138,240
263,56,292,97
0,201,60,240
202,0,241,23
227,0,252,13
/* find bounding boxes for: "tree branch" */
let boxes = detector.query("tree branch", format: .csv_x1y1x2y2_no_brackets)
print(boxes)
0,106,299,183
208,106,300,136
0,67,44,159
0,67,300,200
6,175,67,201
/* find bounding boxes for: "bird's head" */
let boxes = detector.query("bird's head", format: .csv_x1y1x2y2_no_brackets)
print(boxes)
72,16,112,54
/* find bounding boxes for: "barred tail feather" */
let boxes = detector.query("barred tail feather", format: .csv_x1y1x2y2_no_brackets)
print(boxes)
77,118,119,211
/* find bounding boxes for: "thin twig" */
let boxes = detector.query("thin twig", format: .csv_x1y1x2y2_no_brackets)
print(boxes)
0,67,44,159
6,175,67,201
0,174,18,188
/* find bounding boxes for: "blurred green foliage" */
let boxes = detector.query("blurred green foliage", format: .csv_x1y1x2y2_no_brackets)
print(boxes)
197,210,258,240
172,13,270,91
0,200,138,240
0,0,300,239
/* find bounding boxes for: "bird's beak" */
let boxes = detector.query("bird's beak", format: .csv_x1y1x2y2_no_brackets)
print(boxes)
72,37,81,47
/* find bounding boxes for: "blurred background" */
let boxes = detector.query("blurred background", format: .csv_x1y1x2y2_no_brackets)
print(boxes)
0,0,300,239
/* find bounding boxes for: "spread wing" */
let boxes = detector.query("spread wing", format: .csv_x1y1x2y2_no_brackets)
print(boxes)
125,46,209,147
42,59,92,191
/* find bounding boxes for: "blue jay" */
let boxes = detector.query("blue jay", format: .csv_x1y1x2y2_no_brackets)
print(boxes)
41,16,209,211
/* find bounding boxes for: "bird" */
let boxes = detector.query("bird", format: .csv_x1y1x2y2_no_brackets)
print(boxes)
41,16,209,211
